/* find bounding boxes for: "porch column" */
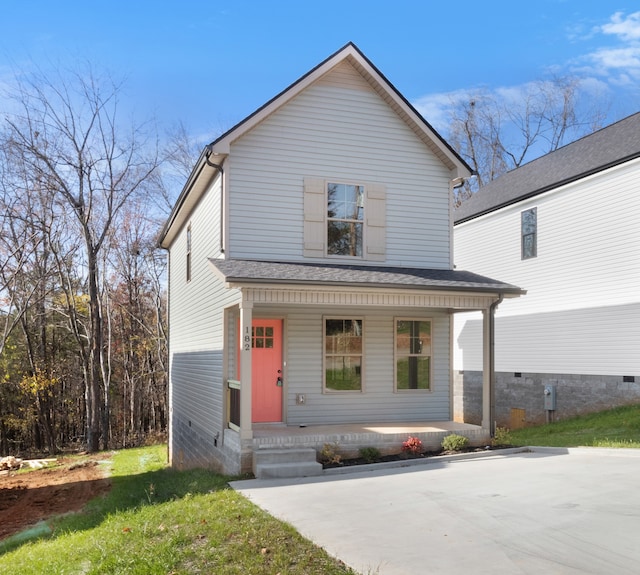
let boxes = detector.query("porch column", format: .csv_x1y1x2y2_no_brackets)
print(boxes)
239,301,253,440
481,308,492,433
482,296,502,435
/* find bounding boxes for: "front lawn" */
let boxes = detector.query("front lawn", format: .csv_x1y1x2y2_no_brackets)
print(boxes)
0,445,355,575
508,403,640,448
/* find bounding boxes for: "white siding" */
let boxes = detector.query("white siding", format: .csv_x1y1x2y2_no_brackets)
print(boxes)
454,158,640,375
253,306,452,424
227,61,452,269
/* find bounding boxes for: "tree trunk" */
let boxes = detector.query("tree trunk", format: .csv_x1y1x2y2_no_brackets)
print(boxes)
86,247,103,453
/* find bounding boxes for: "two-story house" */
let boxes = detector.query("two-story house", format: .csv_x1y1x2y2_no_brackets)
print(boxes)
159,43,523,476
454,112,640,429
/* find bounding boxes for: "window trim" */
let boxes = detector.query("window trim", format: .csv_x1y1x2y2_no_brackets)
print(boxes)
521,207,537,260
326,181,365,259
303,176,386,262
394,317,433,393
323,316,364,393
186,223,192,282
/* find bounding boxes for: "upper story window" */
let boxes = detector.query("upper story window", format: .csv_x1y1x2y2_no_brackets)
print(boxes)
327,182,364,257
303,177,386,262
186,224,192,281
521,208,537,259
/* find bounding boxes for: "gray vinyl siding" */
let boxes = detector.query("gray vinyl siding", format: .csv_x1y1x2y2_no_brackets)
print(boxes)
454,157,640,376
168,175,240,467
251,306,452,424
226,61,452,269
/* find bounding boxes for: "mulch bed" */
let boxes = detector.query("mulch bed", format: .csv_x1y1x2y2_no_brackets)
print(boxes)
322,445,512,469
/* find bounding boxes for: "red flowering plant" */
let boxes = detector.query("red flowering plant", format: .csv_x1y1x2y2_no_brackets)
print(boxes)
401,436,423,457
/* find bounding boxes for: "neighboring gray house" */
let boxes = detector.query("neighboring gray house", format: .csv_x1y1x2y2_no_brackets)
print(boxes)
159,43,523,476
454,112,640,429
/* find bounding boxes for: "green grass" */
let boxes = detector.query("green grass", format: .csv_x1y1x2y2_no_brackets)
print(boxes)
0,445,355,575
508,403,640,448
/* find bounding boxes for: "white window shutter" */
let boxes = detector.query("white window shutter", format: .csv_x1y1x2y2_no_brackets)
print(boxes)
366,183,386,261
304,177,325,258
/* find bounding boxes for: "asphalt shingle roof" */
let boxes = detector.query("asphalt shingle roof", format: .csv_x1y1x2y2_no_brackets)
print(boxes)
454,111,640,224
210,259,524,295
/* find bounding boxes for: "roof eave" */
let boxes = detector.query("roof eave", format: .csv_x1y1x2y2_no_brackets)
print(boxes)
158,151,226,248
222,276,525,297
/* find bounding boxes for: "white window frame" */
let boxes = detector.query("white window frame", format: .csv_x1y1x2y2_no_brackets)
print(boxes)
323,316,364,393
394,318,433,392
304,177,386,262
186,223,192,282
521,207,537,260
326,181,365,259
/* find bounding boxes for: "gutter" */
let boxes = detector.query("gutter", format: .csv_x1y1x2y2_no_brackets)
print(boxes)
205,144,226,254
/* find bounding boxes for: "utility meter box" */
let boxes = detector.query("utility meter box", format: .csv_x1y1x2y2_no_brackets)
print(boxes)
543,385,557,411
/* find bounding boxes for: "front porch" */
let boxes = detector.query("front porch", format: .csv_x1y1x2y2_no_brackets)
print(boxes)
227,373,492,474
224,421,491,477
252,420,489,456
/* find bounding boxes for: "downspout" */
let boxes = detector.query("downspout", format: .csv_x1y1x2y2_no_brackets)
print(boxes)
489,294,504,436
205,144,226,254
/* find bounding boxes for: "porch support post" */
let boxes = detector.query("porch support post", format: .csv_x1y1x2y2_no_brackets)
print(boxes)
239,300,253,440
481,296,503,436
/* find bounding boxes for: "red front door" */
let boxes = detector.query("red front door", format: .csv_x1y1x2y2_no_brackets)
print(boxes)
250,319,283,423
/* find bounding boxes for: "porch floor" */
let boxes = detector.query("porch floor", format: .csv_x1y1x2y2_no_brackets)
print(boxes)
252,421,488,457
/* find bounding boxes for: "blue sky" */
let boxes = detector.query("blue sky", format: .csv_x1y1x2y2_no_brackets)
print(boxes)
2,1,640,144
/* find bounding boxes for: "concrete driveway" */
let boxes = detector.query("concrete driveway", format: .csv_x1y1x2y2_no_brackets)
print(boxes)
232,447,640,574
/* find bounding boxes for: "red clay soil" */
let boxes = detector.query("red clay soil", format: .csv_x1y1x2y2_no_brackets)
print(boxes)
0,455,112,540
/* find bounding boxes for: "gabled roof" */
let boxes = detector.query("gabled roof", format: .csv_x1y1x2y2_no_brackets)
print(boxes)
210,259,525,297
454,111,640,225
207,42,470,173
159,42,471,248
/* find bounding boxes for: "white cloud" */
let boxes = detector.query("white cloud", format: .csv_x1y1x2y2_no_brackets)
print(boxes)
413,91,459,131
601,11,640,42
579,11,640,85
413,10,637,133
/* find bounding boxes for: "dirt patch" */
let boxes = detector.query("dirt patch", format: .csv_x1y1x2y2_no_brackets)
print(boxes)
0,455,112,540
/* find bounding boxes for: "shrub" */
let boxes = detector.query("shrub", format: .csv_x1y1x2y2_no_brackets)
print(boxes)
319,442,342,465
441,434,469,452
401,436,423,456
492,426,513,447
359,447,382,463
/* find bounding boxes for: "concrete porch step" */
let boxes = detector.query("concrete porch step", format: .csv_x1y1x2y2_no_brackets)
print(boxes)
253,448,323,479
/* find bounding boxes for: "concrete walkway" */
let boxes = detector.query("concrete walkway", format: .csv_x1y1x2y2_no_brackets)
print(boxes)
232,447,640,574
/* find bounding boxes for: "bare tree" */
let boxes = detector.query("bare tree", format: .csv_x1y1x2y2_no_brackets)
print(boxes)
4,65,161,451
447,76,609,205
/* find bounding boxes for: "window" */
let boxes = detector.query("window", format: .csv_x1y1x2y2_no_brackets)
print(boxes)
252,326,274,349
327,182,364,256
324,318,363,391
521,208,537,259
395,319,431,391
303,177,386,261
186,224,192,281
